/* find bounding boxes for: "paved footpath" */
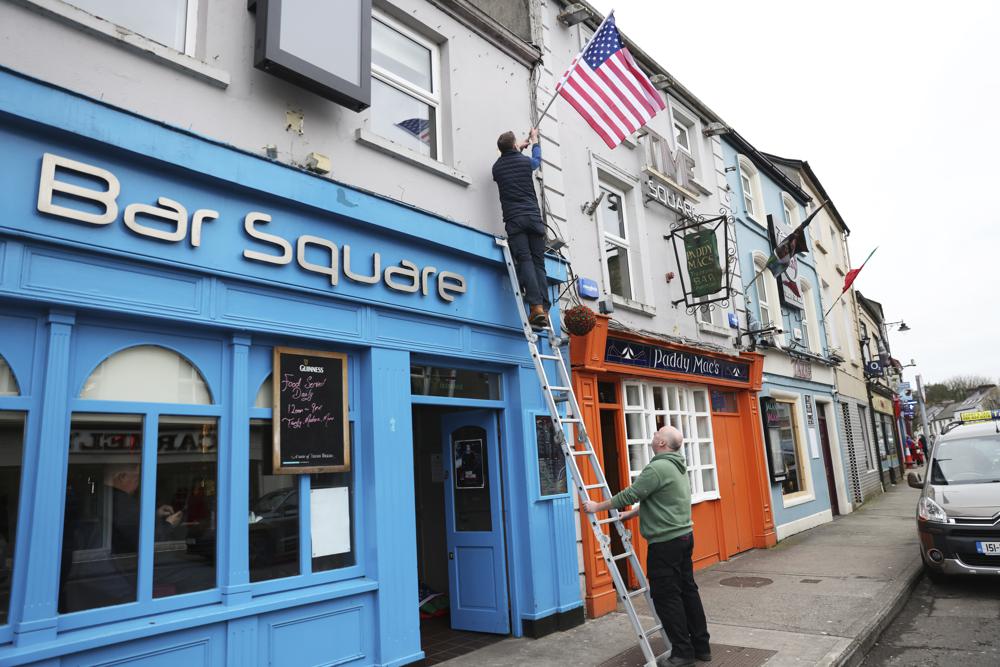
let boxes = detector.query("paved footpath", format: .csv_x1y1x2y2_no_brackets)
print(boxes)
861,574,1000,666
443,479,923,666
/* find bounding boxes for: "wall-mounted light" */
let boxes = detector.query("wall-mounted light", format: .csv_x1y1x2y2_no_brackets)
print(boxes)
557,3,592,26
649,74,673,90
702,122,730,137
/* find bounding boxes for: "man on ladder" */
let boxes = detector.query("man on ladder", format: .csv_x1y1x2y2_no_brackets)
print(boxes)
584,426,712,666
492,127,550,328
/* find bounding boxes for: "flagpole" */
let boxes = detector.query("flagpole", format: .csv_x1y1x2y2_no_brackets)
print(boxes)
534,10,614,128
822,289,848,321
823,246,878,319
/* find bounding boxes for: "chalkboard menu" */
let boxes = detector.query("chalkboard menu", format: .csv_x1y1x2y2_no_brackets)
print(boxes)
536,415,568,497
273,347,349,474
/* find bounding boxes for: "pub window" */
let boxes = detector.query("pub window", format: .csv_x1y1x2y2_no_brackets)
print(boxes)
769,400,808,497
410,365,501,400
60,346,219,615
370,11,441,159
0,352,25,626
623,381,719,503
249,373,355,585
737,156,763,221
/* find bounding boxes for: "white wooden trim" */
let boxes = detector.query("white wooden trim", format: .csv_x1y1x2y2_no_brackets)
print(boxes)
775,509,833,541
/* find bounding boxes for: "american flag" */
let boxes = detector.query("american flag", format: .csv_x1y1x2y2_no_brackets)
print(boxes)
395,117,431,144
556,13,665,149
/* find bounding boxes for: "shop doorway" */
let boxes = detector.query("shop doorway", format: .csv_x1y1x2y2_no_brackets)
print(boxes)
411,406,509,663
817,403,841,516
598,409,629,583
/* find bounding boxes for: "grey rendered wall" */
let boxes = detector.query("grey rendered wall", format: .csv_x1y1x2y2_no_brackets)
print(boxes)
468,0,532,41
0,0,534,237
534,1,739,351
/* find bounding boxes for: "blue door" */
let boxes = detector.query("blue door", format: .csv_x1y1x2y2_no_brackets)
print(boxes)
441,410,510,634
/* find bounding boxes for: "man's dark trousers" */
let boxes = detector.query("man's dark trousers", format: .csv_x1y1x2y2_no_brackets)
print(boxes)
647,532,710,659
505,214,549,309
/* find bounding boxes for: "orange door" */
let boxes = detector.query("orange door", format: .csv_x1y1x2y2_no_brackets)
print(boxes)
713,413,754,557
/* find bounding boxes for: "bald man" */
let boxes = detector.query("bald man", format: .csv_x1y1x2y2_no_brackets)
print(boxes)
583,426,710,666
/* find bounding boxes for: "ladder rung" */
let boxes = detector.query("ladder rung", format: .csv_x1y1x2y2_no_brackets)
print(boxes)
537,353,561,361
626,588,647,599
571,450,595,457
583,483,606,490
596,517,620,525
643,624,663,637
559,417,582,423
611,551,634,562
547,385,571,392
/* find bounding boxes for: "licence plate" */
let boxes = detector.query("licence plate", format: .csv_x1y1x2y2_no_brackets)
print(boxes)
976,541,1000,555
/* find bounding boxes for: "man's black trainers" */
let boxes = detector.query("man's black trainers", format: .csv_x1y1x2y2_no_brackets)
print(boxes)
695,650,712,662
657,656,695,667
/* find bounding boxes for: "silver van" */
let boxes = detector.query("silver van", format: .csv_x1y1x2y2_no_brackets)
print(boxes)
907,415,1000,581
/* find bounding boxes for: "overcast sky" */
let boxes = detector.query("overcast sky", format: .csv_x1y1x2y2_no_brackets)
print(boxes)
587,0,1000,386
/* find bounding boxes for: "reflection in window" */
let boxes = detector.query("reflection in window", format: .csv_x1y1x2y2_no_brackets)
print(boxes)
153,417,217,598
410,366,501,400
0,412,24,624
80,346,211,404
771,402,805,496
249,420,299,583
0,356,18,396
370,14,439,159
69,0,192,53
60,414,143,613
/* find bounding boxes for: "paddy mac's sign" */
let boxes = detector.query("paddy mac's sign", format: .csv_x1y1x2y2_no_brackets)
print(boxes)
605,337,750,384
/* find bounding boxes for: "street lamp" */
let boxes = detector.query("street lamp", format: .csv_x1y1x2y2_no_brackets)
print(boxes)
885,320,911,332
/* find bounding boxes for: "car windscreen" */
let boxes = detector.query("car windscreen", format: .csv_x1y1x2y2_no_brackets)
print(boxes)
930,435,1000,485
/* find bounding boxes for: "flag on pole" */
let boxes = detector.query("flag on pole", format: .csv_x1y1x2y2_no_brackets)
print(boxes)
843,247,877,292
764,200,830,277
555,12,665,149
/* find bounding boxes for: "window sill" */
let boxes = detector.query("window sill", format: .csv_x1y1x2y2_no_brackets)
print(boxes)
689,178,712,197
781,490,816,508
15,0,230,88
611,294,655,317
355,128,471,186
697,321,732,338
692,491,720,505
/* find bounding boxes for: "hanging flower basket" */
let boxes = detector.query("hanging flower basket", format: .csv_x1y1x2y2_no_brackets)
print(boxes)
563,304,597,336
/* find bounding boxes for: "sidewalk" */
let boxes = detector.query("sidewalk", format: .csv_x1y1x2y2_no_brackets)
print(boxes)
443,478,923,667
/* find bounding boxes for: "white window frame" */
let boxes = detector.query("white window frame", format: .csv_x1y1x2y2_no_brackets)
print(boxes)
595,179,640,301
370,11,443,160
799,279,820,354
737,156,764,223
622,381,719,504
753,252,783,346
768,391,816,507
59,0,199,56
781,193,799,228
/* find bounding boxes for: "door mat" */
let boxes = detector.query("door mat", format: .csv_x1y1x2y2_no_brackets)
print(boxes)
599,640,777,667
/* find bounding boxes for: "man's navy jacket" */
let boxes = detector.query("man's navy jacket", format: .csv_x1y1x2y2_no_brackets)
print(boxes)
492,144,542,225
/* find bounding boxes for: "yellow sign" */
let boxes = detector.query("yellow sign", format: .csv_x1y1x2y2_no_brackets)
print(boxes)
959,410,1000,423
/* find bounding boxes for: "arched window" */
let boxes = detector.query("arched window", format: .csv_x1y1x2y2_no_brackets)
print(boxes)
62,345,218,617
738,156,764,221
255,374,272,409
753,252,783,346
0,355,19,396
781,193,799,227
80,345,211,404
800,280,819,353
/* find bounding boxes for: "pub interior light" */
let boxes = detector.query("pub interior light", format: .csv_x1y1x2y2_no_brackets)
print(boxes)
558,3,592,26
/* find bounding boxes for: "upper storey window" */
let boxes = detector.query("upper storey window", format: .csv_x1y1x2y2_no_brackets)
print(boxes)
69,0,197,55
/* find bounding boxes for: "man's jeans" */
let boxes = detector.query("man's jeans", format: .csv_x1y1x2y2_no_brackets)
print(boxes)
505,215,549,309
647,532,710,659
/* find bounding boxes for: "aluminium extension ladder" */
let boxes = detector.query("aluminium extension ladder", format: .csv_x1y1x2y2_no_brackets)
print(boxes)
496,237,671,667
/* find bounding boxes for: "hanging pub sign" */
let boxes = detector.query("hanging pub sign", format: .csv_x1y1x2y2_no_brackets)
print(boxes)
683,229,724,298
864,359,884,378
665,213,735,311
273,347,350,474
766,214,804,311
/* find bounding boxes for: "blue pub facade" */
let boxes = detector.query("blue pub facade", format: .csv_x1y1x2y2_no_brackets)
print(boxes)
0,69,581,666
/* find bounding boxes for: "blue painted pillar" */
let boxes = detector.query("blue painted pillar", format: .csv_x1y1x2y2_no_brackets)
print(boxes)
222,334,252,605
364,346,421,666
14,310,74,646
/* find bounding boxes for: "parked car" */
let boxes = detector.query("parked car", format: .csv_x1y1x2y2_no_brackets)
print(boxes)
908,412,1000,581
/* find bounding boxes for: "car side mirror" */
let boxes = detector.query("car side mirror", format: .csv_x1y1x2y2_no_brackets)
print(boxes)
906,471,923,489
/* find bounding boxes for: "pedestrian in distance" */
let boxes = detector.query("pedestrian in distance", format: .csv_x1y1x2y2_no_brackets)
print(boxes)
492,127,551,329
583,425,711,667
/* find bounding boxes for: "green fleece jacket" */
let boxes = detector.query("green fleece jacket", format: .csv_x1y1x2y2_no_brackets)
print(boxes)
610,451,692,543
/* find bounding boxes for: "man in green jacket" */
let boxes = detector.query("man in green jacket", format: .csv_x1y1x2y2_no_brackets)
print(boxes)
583,425,710,667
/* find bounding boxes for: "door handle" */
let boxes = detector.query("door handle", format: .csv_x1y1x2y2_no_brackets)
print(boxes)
449,551,454,560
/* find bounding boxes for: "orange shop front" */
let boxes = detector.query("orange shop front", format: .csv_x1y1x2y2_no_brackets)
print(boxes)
569,317,776,617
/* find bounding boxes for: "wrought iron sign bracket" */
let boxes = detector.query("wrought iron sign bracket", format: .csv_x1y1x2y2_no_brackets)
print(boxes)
664,208,738,315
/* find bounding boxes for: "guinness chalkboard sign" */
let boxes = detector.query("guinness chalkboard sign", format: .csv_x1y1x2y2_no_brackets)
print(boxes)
273,347,349,474
536,415,568,497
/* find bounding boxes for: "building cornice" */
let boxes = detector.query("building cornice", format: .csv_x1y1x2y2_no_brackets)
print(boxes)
427,0,542,67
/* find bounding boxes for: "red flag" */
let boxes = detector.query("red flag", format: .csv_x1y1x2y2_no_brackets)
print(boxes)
843,247,877,292
556,12,665,149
